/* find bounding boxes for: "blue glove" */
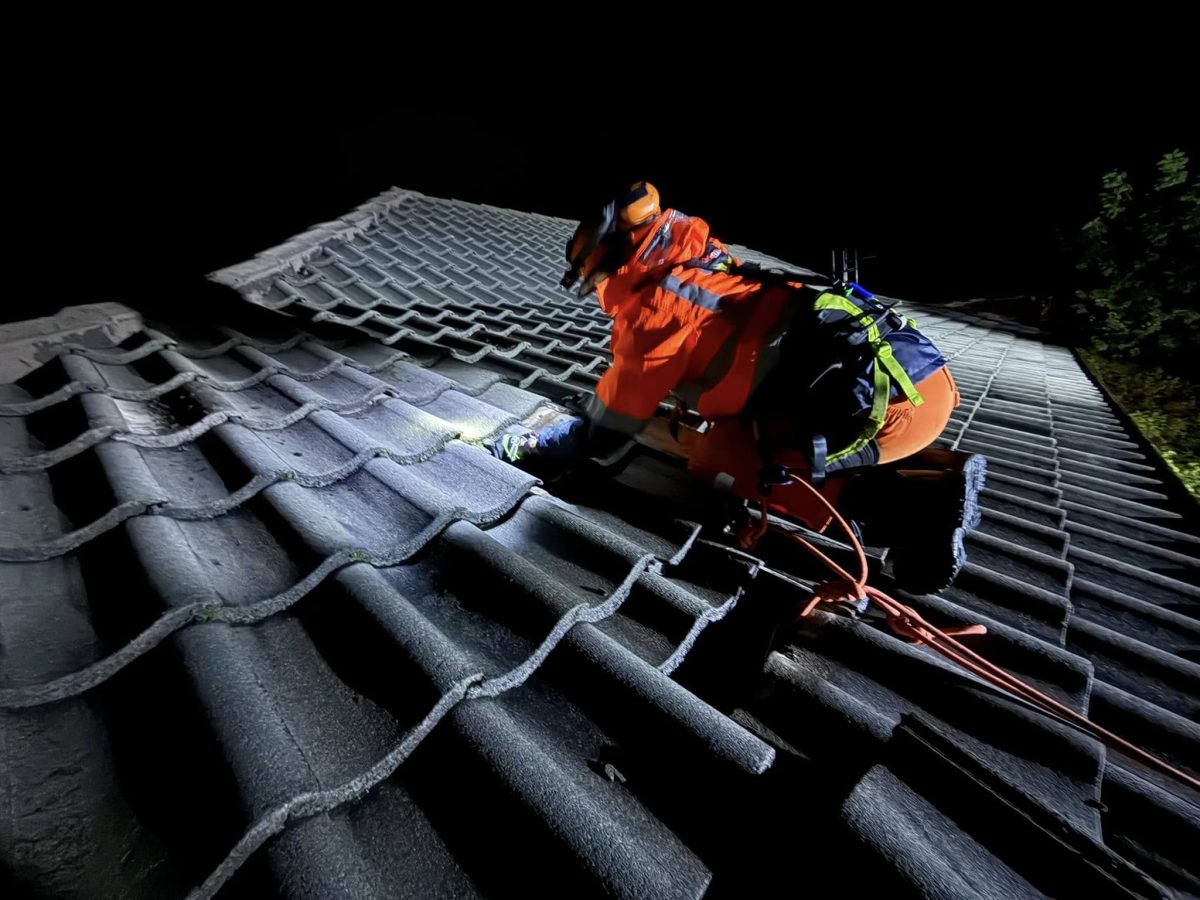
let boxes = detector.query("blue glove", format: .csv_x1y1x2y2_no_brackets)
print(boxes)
489,415,586,464
533,415,586,461
490,430,537,463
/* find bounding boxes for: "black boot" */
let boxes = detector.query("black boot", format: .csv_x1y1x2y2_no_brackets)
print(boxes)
837,449,987,594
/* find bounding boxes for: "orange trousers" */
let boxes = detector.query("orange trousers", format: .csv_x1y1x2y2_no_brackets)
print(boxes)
684,365,961,531
876,366,961,463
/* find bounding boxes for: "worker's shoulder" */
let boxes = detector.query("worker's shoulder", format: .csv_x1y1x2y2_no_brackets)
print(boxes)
660,209,717,248
664,208,709,230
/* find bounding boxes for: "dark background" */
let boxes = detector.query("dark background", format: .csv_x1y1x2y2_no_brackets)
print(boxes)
8,48,1196,324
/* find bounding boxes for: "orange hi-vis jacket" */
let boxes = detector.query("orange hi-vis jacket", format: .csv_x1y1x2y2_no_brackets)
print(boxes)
582,209,795,433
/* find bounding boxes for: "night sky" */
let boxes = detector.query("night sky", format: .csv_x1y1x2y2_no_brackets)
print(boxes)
10,51,1195,324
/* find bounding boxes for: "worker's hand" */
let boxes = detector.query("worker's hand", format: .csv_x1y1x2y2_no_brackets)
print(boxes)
488,416,586,466
489,429,538,464
531,416,585,461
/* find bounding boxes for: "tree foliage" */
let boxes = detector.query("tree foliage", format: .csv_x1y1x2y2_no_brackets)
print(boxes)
1074,150,1199,372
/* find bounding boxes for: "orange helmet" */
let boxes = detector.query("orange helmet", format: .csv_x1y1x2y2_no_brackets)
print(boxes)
616,181,660,230
562,182,661,295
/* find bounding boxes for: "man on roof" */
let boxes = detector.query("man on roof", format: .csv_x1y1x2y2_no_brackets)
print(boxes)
492,182,985,592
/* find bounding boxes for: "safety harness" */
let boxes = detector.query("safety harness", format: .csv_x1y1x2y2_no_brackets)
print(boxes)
805,282,926,475
715,263,930,488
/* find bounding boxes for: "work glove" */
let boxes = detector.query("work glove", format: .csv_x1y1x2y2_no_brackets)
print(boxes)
489,428,538,463
529,415,586,460
488,415,586,464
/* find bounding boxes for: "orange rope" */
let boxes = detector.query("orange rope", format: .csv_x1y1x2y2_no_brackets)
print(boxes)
759,476,1200,793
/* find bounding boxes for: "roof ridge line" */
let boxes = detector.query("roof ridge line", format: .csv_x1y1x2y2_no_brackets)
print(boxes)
208,187,426,291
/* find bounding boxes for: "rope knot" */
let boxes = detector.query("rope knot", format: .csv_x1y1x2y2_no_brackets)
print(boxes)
799,579,868,618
